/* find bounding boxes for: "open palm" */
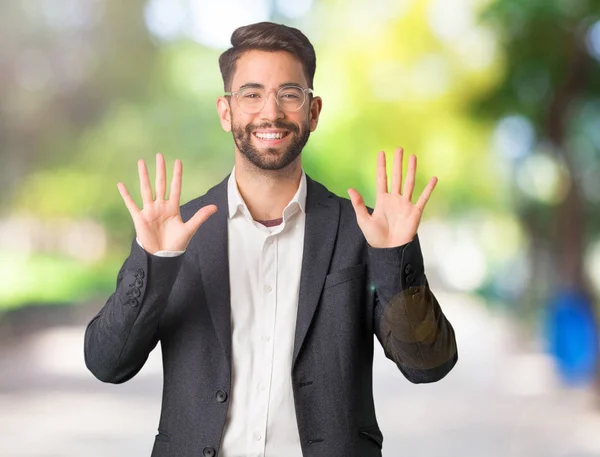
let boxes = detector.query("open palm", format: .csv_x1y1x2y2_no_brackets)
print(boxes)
117,153,218,254
348,148,437,249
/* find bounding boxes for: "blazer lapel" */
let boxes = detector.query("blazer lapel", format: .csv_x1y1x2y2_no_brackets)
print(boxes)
292,175,340,368
191,172,339,370
194,175,232,365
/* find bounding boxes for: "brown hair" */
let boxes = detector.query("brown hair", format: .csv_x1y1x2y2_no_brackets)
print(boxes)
218,22,316,91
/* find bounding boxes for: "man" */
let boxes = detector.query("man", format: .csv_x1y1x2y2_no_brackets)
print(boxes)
84,22,457,457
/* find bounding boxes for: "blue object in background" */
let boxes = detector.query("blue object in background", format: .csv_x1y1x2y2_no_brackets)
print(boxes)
545,288,599,385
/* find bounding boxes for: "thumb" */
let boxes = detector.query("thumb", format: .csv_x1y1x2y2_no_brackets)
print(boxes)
186,204,218,233
347,188,370,226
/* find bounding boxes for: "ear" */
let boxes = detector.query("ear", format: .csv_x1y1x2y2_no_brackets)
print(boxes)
309,96,322,132
216,97,232,132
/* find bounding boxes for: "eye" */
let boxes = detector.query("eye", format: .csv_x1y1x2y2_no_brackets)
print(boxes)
279,88,303,99
242,92,262,99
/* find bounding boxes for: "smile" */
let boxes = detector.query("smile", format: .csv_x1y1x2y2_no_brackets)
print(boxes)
253,131,290,140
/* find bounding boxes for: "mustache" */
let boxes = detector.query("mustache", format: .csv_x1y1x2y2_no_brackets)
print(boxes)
245,121,299,135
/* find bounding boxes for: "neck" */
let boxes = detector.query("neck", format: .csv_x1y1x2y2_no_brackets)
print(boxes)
233,155,303,221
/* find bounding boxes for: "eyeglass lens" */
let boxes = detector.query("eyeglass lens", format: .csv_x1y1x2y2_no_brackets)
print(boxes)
236,87,306,113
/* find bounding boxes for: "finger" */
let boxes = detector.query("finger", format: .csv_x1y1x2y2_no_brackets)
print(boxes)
415,176,438,211
403,154,417,202
347,188,370,225
169,159,183,206
117,182,140,218
391,147,403,195
155,153,166,200
186,205,218,232
138,159,153,206
376,151,388,194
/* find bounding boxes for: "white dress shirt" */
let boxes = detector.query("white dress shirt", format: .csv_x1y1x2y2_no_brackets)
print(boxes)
139,166,306,457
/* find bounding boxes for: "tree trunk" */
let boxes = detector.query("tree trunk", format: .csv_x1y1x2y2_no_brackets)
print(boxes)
545,24,600,398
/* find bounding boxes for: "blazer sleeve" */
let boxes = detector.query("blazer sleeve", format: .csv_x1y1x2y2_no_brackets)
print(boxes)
84,237,184,383
367,234,458,383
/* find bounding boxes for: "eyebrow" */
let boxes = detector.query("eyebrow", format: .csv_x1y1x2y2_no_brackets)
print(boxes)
237,82,303,90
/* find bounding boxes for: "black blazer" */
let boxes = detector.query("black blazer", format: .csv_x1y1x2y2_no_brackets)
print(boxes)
84,173,458,457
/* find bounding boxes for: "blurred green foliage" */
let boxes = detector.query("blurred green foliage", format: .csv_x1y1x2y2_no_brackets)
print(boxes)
1,0,599,313
475,0,600,319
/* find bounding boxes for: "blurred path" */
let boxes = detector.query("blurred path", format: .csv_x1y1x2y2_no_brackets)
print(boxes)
0,292,599,457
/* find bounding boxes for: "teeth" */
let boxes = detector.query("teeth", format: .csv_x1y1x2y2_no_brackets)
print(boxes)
255,132,285,140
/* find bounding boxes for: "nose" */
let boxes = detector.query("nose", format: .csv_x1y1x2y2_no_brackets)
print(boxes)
259,91,285,121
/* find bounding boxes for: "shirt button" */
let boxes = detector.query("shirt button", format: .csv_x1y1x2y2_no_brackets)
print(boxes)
253,432,262,441
266,238,273,245
262,335,271,342
264,285,272,293
258,382,266,392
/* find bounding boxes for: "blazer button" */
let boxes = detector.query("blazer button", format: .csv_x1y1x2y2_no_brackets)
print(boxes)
216,390,228,403
404,264,414,275
409,286,418,295
134,278,144,288
127,298,138,307
136,268,145,279
405,274,414,284
203,447,216,457
132,288,141,298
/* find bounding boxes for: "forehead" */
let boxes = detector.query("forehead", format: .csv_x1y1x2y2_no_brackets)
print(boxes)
231,50,307,89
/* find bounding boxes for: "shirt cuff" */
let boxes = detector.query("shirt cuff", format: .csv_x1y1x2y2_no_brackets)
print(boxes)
136,237,185,257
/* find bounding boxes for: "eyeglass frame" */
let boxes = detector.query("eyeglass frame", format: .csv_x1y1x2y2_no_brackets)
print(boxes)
224,85,314,114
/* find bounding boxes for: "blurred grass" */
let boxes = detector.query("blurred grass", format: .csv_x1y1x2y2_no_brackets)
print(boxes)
0,252,121,310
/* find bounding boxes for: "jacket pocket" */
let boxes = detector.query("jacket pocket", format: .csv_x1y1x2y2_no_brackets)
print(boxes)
323,263,366,289
358,425,383,449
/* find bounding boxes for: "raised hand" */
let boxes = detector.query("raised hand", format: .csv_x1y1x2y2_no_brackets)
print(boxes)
117,153,218,254
347,148,437,249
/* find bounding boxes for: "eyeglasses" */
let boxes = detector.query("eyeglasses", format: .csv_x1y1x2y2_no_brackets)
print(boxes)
224,85,314,114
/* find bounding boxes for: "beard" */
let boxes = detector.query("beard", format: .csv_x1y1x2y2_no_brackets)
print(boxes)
231,117,311,171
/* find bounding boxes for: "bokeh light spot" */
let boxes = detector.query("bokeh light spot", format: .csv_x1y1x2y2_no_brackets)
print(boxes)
585,20,600,61
492,115,535,161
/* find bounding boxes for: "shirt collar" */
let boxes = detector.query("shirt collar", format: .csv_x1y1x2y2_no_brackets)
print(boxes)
227,165,307,220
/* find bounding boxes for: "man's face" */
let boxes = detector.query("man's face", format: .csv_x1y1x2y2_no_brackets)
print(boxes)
217,50,322,171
